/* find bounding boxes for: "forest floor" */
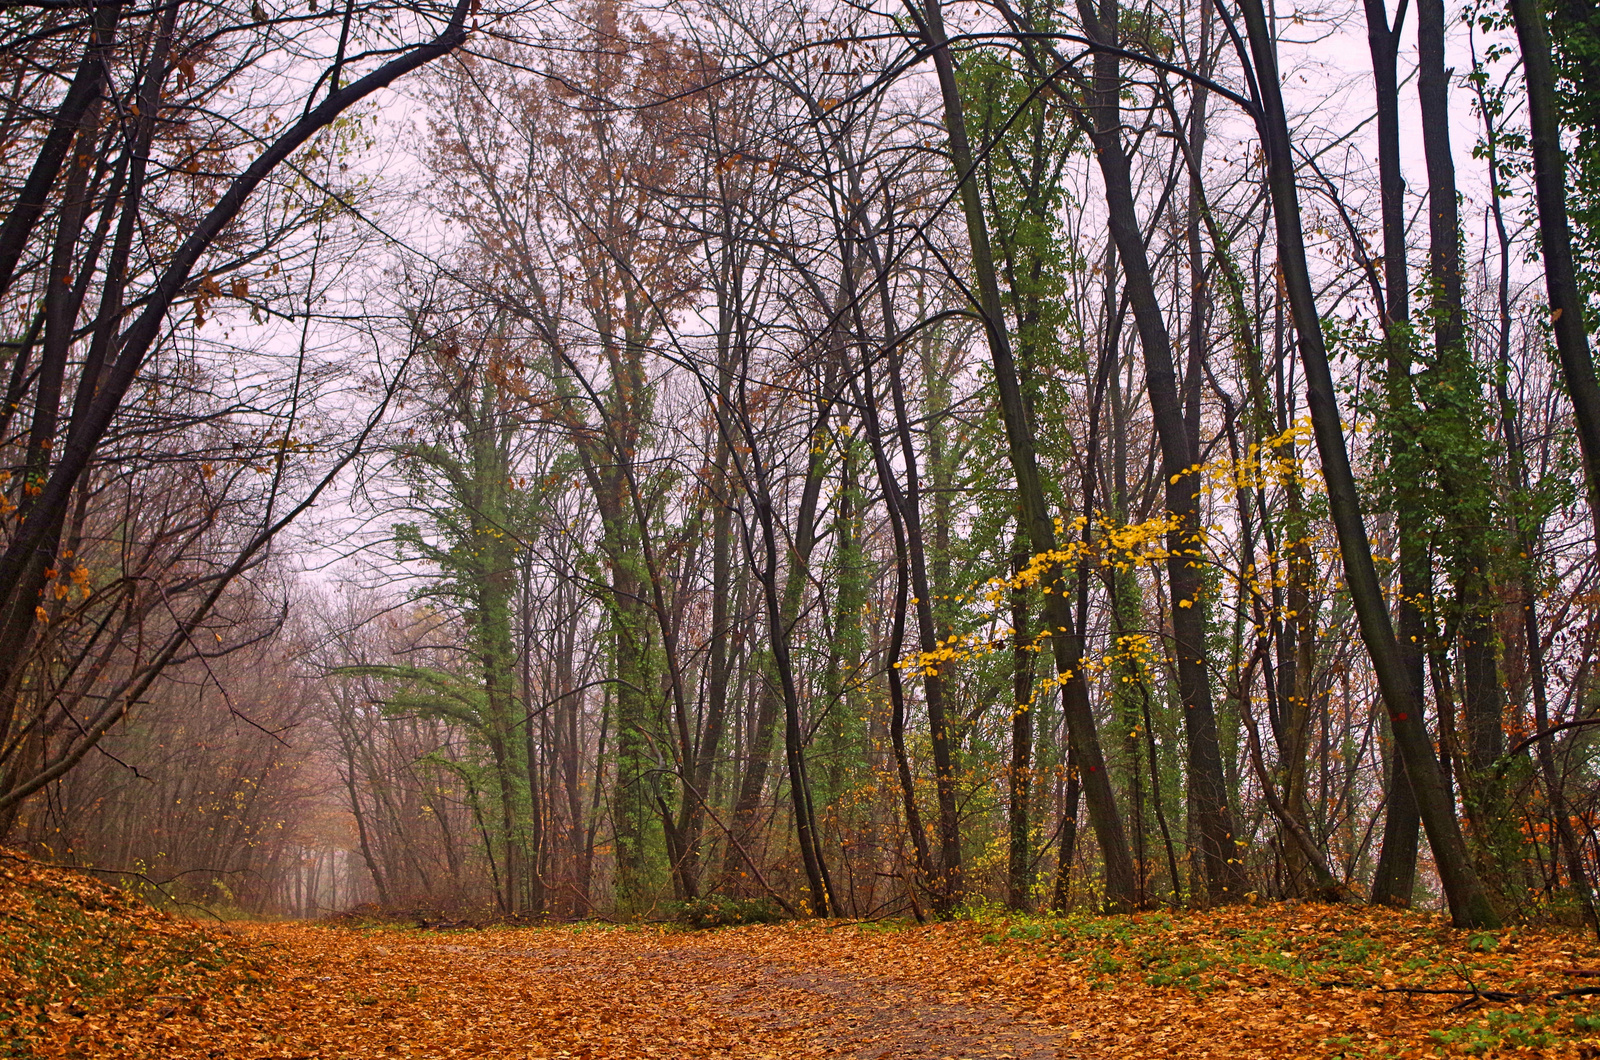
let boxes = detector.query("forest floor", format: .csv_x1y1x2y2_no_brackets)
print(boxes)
4,854,1600,1059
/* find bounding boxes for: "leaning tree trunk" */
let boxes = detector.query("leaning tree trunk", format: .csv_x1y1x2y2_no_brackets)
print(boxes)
1505,0,1600,549
1235,0,1499,928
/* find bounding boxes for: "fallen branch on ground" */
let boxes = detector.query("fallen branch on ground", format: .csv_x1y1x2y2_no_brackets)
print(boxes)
1324,979,1600,1013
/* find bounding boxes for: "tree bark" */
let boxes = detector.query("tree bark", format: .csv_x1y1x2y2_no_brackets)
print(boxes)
1074,0,1247,904
1419,0,1505,840
1363,0,1425,908
1008,540,1035,910
912,0,1137,911
1233,0,1500,927
1506,0,1600,550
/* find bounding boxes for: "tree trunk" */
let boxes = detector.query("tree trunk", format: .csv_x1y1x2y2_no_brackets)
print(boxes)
1234,0,1500,928
1505,0,1600,549
912,0,1136,911
1074,0,1247,904
1364,0,1425,908
1008,539,1035,910
1420,0,1505,846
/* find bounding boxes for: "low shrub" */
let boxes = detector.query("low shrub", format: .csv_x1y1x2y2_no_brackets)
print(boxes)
669,894,784,929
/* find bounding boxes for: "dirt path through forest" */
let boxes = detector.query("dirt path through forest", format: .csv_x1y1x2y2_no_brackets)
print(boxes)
419,931,1070,1058
220,909,1600,1059
13,896,1600,1058
13,849,1600,1058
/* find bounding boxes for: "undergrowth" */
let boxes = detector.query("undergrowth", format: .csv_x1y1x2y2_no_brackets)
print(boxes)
0,851,265,1058
668,894,784,930
958,902,1600,1057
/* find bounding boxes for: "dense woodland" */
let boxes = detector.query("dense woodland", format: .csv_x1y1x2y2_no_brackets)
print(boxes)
1,0,1598,934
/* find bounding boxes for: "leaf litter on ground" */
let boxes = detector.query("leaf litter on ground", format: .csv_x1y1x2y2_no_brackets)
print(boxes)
3,852,1599,1058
